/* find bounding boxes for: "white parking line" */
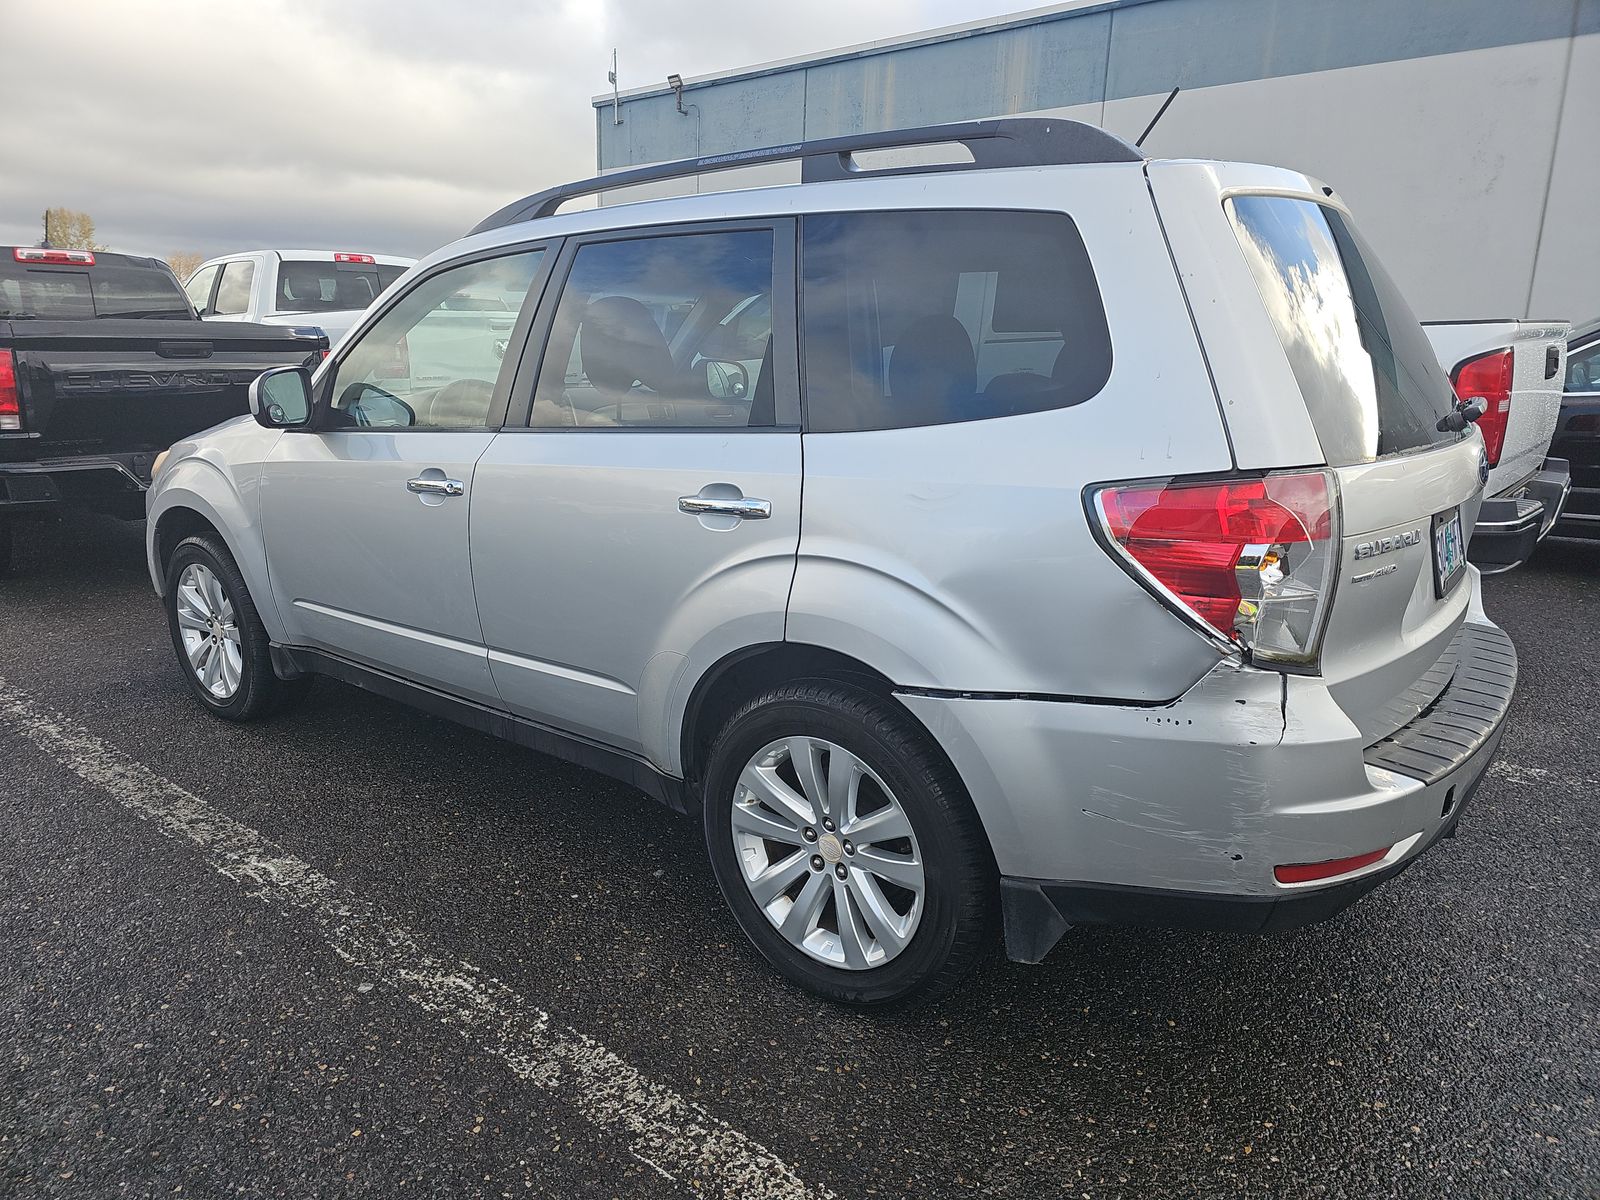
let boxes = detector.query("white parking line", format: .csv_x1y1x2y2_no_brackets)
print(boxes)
1487,760,1594,789
0,679,830,1200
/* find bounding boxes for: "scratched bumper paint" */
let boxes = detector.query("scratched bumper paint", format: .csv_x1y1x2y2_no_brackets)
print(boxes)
899,613,1512,898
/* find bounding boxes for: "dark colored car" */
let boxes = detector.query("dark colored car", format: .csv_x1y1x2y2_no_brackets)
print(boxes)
1550,317,1600,540
0,246,325,572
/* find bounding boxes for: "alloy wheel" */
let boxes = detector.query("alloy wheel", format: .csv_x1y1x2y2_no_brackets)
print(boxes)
174,562,243,700
730,736,924,970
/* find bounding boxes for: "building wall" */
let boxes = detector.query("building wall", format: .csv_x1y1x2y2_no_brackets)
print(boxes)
594,0,1597,323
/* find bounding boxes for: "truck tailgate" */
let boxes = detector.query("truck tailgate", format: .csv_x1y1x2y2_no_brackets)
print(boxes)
3,319,323,458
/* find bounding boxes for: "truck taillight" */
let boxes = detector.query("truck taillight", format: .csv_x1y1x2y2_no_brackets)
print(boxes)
0,350,20,430
1451,348,1513,467
14,247,95,265
1092,470,1339,668
333,252,376,264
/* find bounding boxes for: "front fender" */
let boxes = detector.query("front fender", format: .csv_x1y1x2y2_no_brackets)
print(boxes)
146,432,285,642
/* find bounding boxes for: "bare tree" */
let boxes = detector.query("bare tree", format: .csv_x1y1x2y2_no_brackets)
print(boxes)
42,208,108,251
165,251,205,281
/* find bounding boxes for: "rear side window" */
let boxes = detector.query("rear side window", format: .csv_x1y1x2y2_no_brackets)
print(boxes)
0,262,191,320
214,260,255,316
800,210,1111,433
1227,195,1457,464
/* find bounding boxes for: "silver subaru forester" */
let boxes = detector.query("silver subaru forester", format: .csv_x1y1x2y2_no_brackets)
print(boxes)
146,120,1515,1004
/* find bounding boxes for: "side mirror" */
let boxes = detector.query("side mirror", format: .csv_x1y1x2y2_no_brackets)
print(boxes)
704,359,749,400
249,366,314,429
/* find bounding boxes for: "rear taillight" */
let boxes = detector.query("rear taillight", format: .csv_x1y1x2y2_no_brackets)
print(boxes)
334,252,376,264
1093,470,1339,668
1451,348,1513,467
14,247,95,265
0,350,20,431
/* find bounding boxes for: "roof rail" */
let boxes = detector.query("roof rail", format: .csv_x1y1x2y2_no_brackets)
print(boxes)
468,118,1143,235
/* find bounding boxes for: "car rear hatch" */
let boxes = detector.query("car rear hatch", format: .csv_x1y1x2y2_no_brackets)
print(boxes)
1148,164,1486,743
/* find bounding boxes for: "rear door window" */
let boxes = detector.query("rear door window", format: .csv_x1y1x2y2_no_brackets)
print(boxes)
799,210,1112,433
1227,195,1458,464
214,260,255,316
529,228,780,429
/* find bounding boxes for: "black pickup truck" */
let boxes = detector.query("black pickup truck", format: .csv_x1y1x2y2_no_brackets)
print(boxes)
0,246,326,571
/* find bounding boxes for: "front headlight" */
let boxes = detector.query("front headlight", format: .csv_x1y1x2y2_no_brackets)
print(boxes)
151,449,170,481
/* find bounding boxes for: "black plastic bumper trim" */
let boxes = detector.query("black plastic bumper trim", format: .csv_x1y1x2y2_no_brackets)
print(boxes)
1363,622,1516,786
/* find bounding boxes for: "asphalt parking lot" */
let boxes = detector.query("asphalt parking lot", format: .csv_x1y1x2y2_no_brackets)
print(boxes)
1,510,1595,1200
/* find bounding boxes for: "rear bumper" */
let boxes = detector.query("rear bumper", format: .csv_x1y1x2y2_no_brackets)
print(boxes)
1468,457,1570,572
899,575,1517,964
0,454,154,515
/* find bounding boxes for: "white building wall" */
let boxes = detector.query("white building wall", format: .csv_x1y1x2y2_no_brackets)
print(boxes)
594,0,1598,324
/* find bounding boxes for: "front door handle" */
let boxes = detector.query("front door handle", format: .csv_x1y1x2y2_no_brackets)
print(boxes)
678,494,771,520
407,476,465,497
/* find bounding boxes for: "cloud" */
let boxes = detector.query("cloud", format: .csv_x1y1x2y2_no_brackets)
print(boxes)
1,0,1017,262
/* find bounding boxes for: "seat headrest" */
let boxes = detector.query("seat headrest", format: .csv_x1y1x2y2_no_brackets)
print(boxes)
888,315,975,411
580,295,674,394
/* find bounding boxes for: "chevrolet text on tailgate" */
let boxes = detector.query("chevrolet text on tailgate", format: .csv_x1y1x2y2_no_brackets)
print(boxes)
144,119,1517,1004
0,246,326,574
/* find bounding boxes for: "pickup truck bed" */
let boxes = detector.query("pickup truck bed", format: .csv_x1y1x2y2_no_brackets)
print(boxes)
1,317,324,569
1424,319,1571,573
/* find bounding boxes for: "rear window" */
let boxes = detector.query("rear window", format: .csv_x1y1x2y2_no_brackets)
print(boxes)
277,260,407,314
800,211,1112,433
0,261,191,320
1227,195,1457,464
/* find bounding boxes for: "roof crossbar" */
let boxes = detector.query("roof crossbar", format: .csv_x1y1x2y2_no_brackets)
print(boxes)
469,118,1143,235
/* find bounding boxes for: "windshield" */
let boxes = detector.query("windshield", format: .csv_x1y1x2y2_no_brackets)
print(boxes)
1227,195,1458,464
276,260,407,314
0,260,192,320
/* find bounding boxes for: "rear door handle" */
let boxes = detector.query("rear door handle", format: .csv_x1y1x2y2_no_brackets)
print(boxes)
678,494,771,520
407,476,465,497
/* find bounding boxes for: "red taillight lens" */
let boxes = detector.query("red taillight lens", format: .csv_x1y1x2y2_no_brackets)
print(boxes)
333,252,376,264
14,247,95,265
0,350,20,431
1274,845,1391,884
1094,471,1338,666
1451,348,1513,467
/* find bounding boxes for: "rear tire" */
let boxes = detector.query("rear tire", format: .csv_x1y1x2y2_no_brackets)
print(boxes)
702,680,996,1006
163,534,310,721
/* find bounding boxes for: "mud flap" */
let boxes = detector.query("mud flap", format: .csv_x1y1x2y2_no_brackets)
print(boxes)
1000,877,1071,964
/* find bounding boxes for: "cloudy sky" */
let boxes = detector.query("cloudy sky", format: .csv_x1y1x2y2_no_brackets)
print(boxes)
3,0,1024,263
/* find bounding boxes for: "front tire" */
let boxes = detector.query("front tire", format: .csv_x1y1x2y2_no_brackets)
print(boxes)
163,534,310,721
702,681,996,1006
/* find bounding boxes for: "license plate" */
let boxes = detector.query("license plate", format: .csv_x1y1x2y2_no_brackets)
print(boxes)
1432,507,1466,597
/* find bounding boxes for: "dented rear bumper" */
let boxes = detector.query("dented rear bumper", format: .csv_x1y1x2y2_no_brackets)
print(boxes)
897,584,1516,965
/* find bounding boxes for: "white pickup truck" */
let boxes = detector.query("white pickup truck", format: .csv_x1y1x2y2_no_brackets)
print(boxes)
183,250,415,348
1425,319,1571,573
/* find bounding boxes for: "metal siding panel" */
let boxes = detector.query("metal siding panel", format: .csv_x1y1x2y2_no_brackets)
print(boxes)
802,16,1112,138
1103,0,1579,101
